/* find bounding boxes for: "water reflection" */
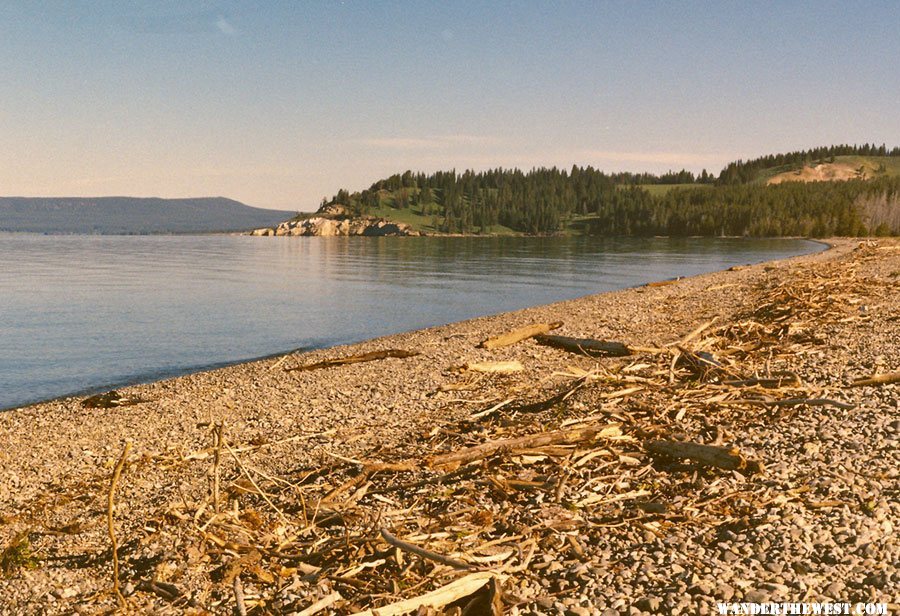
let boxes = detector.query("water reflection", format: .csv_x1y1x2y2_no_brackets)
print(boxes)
0,234,822,409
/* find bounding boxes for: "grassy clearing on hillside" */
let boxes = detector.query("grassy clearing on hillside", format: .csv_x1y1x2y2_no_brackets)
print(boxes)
638,183,710,196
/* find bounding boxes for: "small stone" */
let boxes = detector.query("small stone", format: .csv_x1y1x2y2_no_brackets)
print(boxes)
744,590,768,603
536,597,555,609
717,584,735,602
688,581,714,595
635,596,662,612
764,561,784,575
863,572,888,589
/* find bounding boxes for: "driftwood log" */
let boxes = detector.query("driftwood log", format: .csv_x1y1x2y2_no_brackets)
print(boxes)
286,349,419,372
480,321,563,349
534,334,632,357
428,423,622,470
851,371,900,387
463,361,523,374
646,439,764,474
348,571,504,616
82,390,149,409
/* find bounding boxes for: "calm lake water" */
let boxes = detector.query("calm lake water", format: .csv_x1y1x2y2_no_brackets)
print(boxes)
0,234,823,410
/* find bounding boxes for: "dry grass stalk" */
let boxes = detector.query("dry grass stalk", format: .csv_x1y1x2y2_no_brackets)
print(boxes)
223,439,287,520
107,441,131,609
213,423,224,514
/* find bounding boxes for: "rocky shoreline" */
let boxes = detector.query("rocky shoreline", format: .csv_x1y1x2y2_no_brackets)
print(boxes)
249,204,420,237
1,238,898,615
249,215,420,237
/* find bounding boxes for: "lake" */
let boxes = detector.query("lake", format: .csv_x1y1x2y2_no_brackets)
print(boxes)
0,234,823,410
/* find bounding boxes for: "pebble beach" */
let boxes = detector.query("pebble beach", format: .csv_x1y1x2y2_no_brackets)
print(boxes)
1,238,898,615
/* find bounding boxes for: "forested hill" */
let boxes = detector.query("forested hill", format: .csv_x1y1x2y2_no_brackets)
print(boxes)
321,145,900,237
0,197,296,234
718,143,900,185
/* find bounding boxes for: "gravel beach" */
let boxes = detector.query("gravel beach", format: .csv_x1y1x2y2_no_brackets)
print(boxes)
1,238,897,615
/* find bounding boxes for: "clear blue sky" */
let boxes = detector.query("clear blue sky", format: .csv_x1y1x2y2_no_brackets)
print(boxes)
1,1,898,210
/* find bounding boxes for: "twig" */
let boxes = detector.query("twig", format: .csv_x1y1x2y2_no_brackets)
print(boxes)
268,353,291,371
286,349,419,372
380,528,477,571
108,441,132,609
223,440,287,520
296,591,343,616
233,575,247,616
470,398,514,420
767,397,855,410
427,423,622,470
673,317,717,347
213,423,224,514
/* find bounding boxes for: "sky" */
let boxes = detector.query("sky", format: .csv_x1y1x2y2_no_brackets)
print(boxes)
1,1,898,211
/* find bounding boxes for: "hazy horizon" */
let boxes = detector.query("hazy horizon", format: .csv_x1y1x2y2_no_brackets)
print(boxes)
2,1,898,210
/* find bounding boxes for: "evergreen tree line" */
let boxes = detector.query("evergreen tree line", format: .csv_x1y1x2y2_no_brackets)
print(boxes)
593,176,900,237
717,143,900,185
327,163,900,236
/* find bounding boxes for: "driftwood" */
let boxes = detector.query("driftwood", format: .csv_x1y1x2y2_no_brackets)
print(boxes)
380,528,476,571
480,321,562,349
286,349,419,372
82,390,149,409
296,591,343,616
348,571,504,616
766,397,855,410
723,372,801,388
137,580,184,604
534,334,631,357
646,439,764,474
428,423,622,470
851,371,900,387
645,278,681,287
463,361,523,374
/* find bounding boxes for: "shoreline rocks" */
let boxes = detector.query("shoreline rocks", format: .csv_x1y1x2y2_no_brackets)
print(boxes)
250,215,421,237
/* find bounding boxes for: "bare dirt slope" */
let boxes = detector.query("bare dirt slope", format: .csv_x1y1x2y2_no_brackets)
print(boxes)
767,162,870,185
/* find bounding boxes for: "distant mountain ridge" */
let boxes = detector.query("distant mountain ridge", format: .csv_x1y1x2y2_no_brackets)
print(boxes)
0,196,296,234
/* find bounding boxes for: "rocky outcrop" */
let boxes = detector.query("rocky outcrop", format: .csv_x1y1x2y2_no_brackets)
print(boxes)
250,215,420,237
